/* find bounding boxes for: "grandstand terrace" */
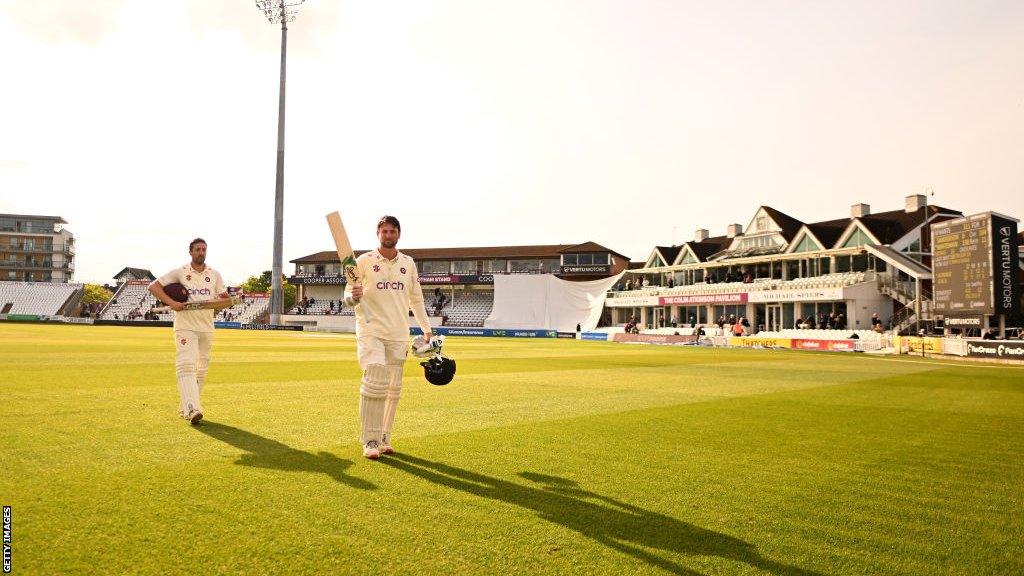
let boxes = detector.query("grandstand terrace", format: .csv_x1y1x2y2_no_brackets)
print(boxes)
0,280,83,316
608,194,1003,335
287,243,630,328
100,279,270,324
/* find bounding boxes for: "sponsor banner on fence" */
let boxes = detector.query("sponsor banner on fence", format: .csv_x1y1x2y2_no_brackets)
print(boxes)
556,331,578,339
239,324,304,331
791,338,856,352
4,314,39,321
63,317,94,324
290,274,496,285
581,332,609,341
612,333,698,345
747,287,844,303
729,337,792,348
410,327,557,338
94,319,173,327
214,321,242,329
659,293,747,305
965,340,1024,359
894,336,944,354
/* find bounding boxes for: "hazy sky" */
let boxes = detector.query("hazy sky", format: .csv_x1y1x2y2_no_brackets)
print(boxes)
1,0,1022,284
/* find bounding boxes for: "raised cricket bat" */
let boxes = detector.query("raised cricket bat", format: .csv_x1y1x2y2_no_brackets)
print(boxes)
326,211,361,287
153,295,242,313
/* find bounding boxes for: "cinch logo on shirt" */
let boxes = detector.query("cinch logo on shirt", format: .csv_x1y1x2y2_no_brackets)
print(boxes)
189,288,212,296
376,281,405,290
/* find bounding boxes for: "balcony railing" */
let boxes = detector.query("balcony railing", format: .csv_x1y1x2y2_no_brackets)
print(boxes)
0,261,60,269
0,243,74,254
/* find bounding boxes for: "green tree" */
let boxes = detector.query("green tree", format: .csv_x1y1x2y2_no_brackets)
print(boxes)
81,283,113,305
240,271,295,310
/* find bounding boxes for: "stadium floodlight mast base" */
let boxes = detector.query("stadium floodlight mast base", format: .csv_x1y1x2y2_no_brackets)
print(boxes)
254,0,305,325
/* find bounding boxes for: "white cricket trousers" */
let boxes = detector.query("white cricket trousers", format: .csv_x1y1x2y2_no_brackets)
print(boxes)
174,330,213,416
356,335,407,445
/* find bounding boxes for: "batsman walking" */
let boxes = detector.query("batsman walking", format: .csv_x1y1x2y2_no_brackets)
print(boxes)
344,216,432,459
149,238,228,425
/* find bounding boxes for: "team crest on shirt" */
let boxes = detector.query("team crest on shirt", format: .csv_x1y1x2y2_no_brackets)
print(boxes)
400,267,406,274
186,274,192,281
373,264,381,272
180,338,187,345
205,277,210,282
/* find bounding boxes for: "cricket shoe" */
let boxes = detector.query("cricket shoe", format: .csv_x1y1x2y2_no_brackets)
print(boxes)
185,408,204,425
378,440,395,455
363,440,381,460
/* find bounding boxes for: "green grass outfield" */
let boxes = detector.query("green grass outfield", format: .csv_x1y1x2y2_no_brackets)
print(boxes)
1,323,1022,575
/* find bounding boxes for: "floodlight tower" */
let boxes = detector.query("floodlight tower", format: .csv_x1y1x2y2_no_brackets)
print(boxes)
254,0,304,325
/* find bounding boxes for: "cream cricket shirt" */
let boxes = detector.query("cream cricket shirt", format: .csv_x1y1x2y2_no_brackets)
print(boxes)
158,264,225,333
345,250,430,341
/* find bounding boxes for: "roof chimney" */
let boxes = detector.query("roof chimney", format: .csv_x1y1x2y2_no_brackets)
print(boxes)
905,194,926,213
851,203,870,218
726,223,743,238
694,228,709,242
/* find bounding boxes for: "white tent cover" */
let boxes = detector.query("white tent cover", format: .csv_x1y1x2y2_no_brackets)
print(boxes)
484,272,623,331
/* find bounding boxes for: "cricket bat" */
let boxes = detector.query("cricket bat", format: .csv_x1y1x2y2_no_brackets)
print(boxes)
326,211,361,287
152,295,242,313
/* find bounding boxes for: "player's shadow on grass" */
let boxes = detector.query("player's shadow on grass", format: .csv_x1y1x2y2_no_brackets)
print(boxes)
196,421,376,491
382,454,822,576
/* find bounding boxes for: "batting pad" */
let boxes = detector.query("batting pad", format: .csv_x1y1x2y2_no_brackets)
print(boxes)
381,365,403,444
359,364,389,445
174,332,202,416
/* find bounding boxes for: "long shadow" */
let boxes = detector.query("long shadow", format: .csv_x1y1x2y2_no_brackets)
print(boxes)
382,454,825,576
195,421,376,491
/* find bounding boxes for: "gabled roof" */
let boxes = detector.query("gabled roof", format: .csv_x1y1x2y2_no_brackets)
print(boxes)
290,243,631,264
805,217,851,248
556,241,631,261
858,205,961,244
113,267,155,280
760,206,804,241
785,226,826,253
670,243,701,265
654,245,682,265
686,235,733,261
